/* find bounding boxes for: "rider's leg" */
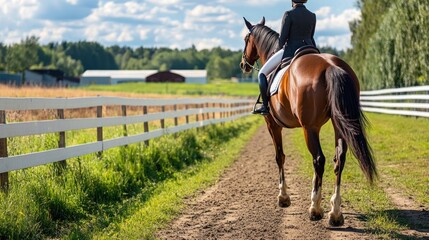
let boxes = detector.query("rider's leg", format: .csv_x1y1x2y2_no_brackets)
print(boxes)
253,49,284,115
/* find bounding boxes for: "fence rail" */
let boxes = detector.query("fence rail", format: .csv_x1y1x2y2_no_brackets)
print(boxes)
0,96,254,190
360,85,429,118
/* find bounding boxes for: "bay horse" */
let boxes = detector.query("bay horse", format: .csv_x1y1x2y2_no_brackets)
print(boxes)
240,17,377,226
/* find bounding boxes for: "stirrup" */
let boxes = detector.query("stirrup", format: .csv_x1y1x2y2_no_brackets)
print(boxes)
252,94,263,113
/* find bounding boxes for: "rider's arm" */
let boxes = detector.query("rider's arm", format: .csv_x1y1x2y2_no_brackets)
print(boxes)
278,11,291,51
311,14,316,47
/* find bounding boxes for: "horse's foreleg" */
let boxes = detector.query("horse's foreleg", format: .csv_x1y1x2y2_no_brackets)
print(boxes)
328,131,347,226
304,128,325,221
265,116,290,207
277,144,291,208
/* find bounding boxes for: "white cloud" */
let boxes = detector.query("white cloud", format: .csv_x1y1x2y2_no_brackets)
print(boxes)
217,0,281,6
193,38,224,50
147,0,182,6
315,6,331,17
87,1,151,22
66,0,78,5
28,24,69,43
317,8,360,32
317,33,352,50
0,0,38,20
84,22,136,43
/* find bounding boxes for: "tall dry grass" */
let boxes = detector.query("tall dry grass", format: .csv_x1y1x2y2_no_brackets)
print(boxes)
0,85,178,122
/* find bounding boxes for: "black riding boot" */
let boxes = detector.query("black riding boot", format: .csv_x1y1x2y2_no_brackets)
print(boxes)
253,73,270,115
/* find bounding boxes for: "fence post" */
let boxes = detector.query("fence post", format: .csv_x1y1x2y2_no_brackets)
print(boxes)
201,104,205,121
143,106,149,146
161,106,165,129
185,105,189,124
174,104,178,126
205,103,210,120
55,108,67,172
97,106,103,158
195,104,199,123
212,103,216,119
0,110,8,192
122,105,128,137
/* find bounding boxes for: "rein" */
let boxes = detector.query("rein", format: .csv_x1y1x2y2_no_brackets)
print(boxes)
242,33,260,72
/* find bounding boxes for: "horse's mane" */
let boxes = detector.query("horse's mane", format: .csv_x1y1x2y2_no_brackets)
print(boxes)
252,24,279,59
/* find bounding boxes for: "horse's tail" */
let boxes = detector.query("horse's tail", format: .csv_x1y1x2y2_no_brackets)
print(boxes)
326,66,377,183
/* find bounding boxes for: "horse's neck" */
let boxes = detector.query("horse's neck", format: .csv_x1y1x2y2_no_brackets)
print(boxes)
256,39,278,65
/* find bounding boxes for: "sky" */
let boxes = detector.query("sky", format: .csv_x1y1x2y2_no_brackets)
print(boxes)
0,0,360,51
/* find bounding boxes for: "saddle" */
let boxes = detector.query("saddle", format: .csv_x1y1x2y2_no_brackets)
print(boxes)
268,45,320,96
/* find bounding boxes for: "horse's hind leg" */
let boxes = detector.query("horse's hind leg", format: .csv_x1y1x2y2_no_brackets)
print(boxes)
328,127,347,226
265,117,291,207
304,128,325,221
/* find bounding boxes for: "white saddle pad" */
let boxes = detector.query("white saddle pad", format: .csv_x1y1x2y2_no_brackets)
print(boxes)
269,66,288,96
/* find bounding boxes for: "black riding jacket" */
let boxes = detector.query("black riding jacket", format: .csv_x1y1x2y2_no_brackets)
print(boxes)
278,4,316,59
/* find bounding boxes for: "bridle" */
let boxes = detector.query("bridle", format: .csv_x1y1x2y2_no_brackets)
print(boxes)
242,32,260,72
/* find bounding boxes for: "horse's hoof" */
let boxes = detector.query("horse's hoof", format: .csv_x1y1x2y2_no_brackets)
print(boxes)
328,213,344,226
278,195,291,208
309,207,324,221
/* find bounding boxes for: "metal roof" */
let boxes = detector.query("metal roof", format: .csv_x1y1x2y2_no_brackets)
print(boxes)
81,70,207,79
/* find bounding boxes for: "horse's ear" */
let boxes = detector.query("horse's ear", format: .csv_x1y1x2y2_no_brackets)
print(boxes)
243,17,253,31
259,17,265,26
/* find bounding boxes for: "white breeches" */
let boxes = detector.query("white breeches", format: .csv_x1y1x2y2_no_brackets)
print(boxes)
259,49,284,79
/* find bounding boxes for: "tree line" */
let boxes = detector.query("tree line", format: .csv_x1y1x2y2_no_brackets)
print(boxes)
0,37,243,81
345,0,429,90
0,36,343,82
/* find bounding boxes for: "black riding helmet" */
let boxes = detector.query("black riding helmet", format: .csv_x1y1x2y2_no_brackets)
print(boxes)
292,0,308,3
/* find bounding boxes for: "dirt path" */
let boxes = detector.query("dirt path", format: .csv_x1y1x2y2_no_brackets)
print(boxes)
383,185,429,238
157,126,373,239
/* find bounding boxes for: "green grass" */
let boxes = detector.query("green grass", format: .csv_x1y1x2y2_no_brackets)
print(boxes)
84,82,259,97
288,113,429,238
0,116,263,239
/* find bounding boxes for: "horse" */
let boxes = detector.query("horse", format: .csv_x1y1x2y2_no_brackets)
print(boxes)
240,17,377,226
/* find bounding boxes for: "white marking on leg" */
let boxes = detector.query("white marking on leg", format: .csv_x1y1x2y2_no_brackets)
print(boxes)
279,180,288,197
329,185,342,219
309,175,323,215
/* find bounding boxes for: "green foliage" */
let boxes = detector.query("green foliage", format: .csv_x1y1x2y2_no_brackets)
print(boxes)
0,117,261,239
64,41,118,70
346,0,429,89
1,37,245,80
5,36,40,74
0,42,6,71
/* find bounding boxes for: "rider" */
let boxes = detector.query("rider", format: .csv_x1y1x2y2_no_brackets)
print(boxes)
253,0,316,115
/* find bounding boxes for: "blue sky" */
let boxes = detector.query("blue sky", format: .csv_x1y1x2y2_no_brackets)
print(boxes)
0,0,360,50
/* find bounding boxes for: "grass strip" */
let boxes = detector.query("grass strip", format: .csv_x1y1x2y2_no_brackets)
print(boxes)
288,113,429,239
0,116,263,239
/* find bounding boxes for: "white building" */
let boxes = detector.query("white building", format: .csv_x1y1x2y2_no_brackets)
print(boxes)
80,69,207,86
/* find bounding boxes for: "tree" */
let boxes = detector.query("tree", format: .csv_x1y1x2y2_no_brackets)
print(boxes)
5,36,40,74
64,41,118,70
0,42,6,71
348,0,429,89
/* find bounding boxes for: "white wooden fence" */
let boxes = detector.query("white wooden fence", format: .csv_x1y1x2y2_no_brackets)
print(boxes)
0,96,254,190
360,85,429,118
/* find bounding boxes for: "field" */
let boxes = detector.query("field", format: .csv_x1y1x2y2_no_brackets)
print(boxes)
84,81,260,97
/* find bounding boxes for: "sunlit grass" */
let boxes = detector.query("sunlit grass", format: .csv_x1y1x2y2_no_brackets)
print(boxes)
288,113,429,238
84,82,259,98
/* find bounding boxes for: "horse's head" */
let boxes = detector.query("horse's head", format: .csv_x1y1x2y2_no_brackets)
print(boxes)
240,17,265,73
